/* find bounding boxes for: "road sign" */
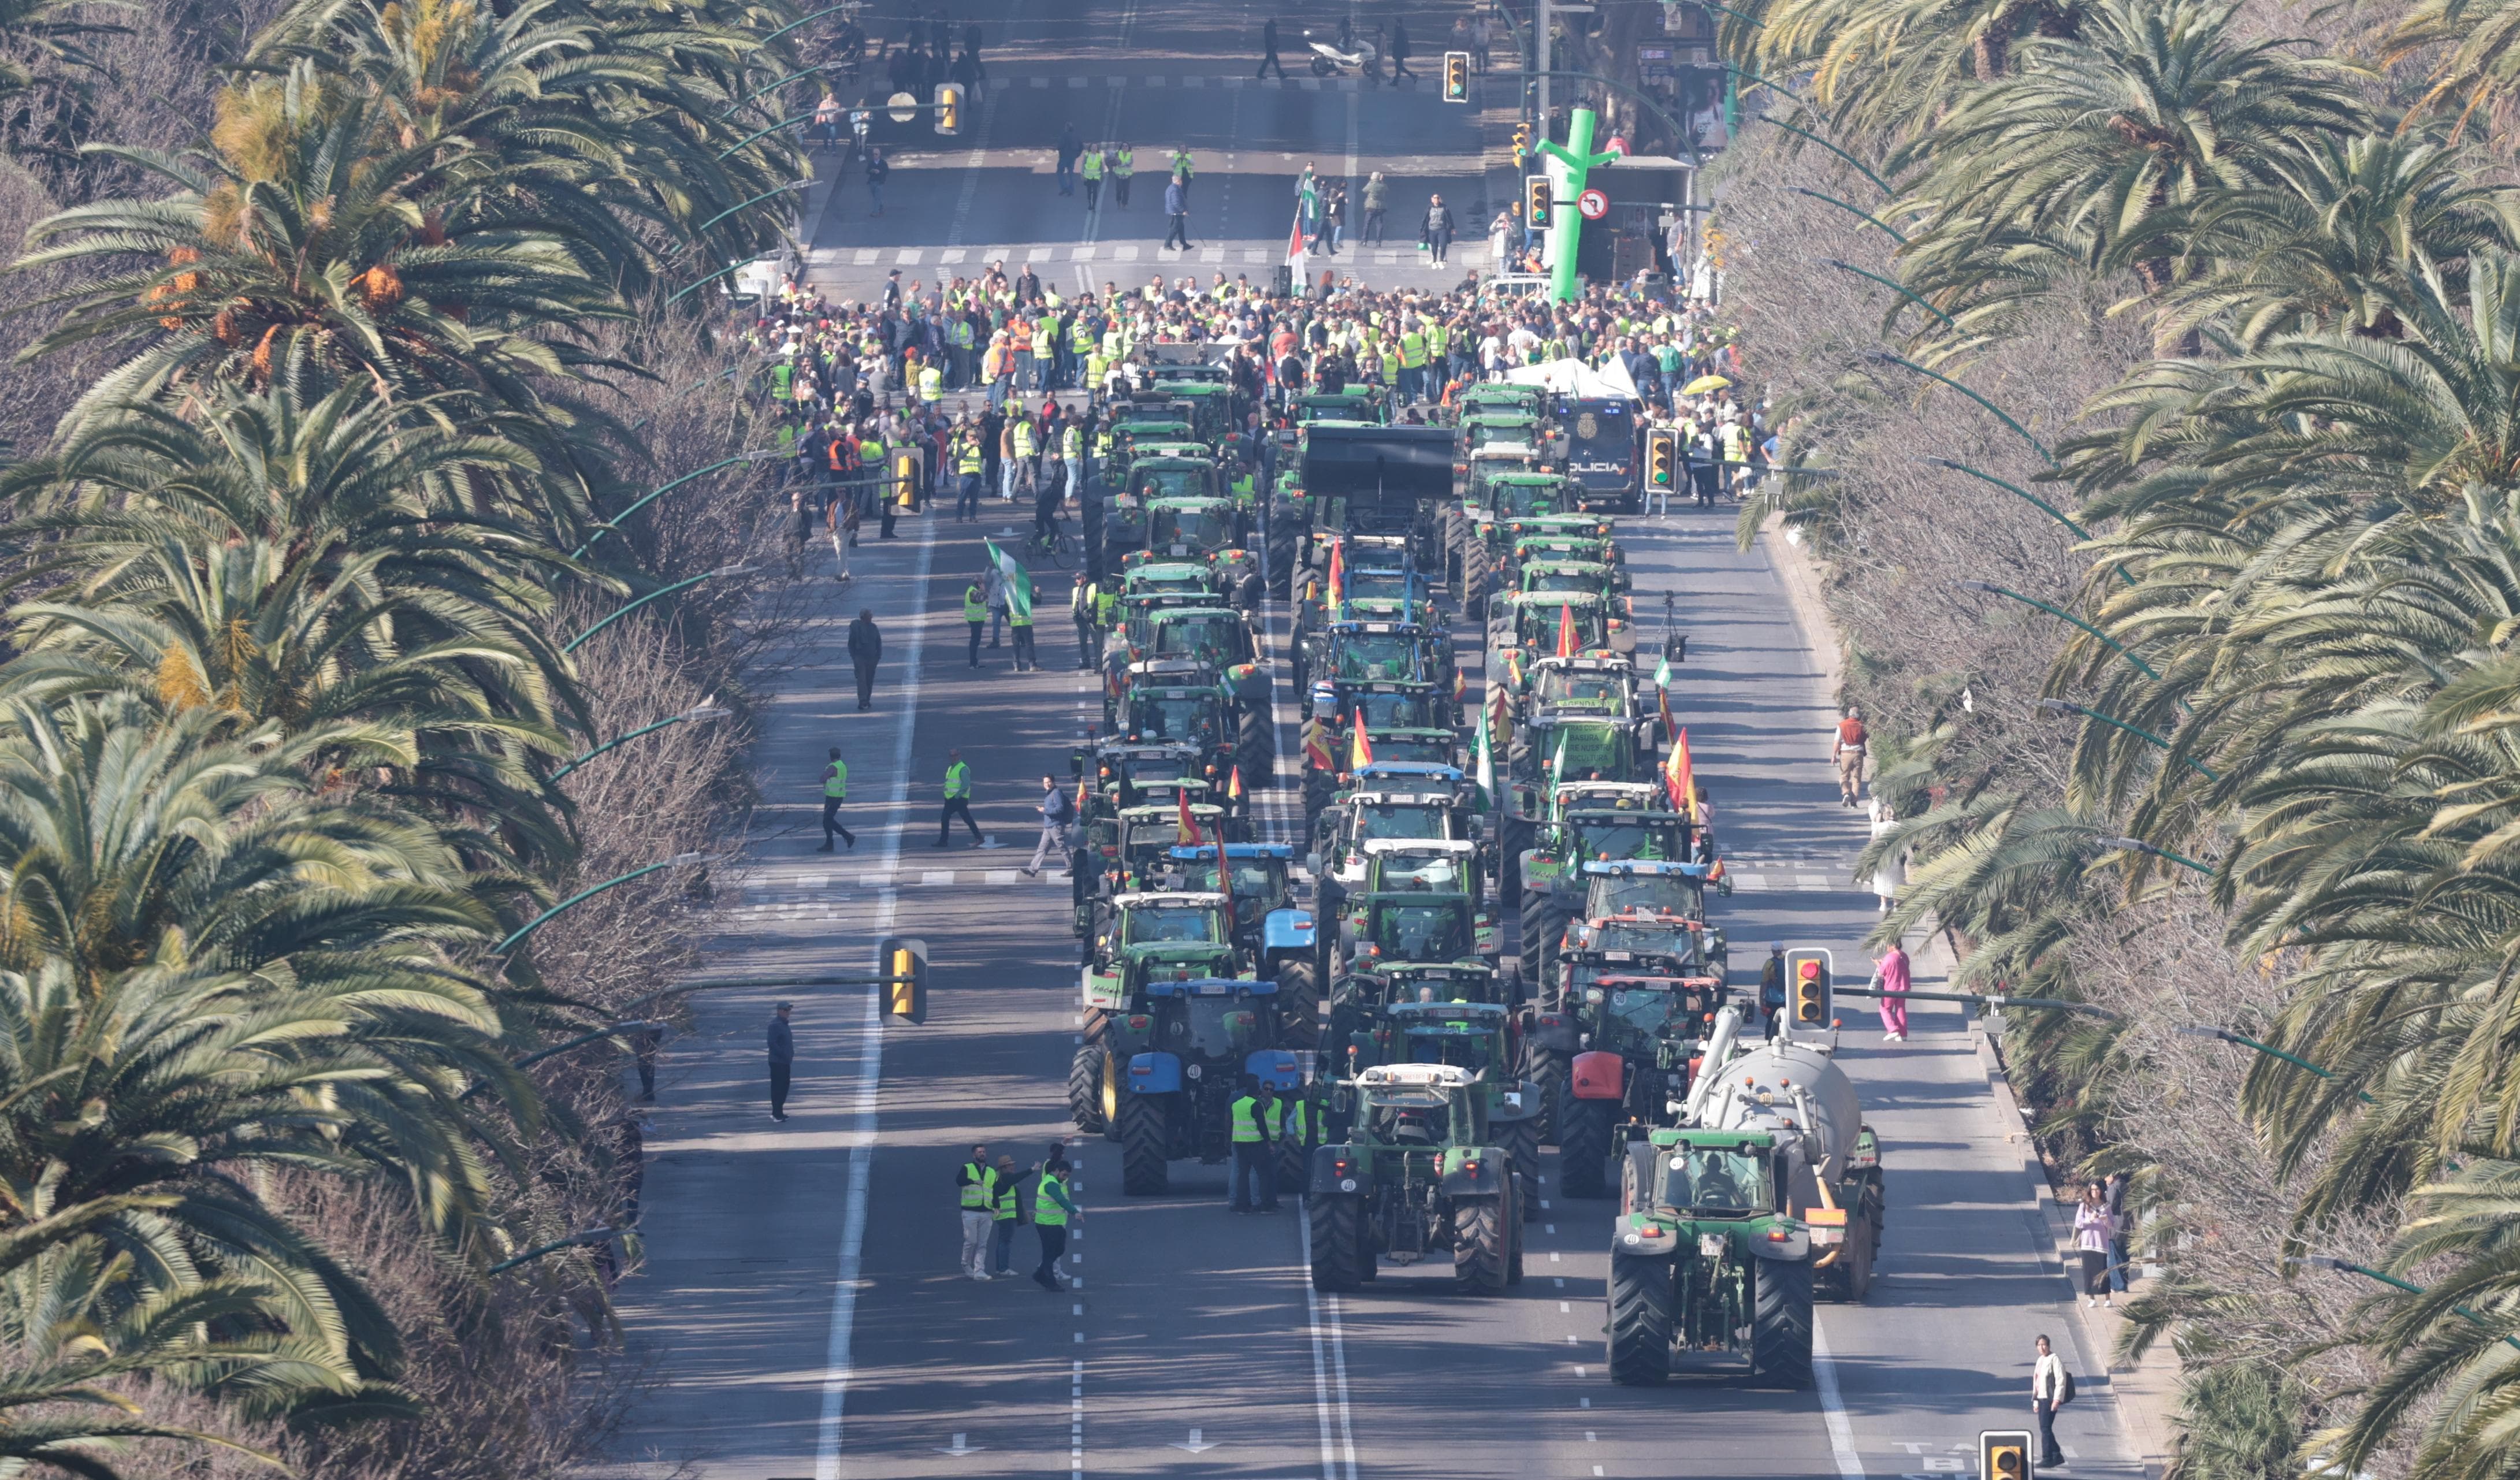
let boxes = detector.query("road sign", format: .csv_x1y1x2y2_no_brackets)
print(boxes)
887,90,919,123
1577,187,1609,221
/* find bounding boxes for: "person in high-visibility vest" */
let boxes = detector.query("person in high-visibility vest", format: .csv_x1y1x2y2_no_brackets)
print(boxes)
936,746,982,847
820,746,854,852
1071,575,1099,672
954,423,986,521
986,1154,1026,1278
1396,323,1428,404
1111,146,1133,208
964,579,988,667
1228,1077,1279,1212
957,1143,997,1279
1009,589,1037,672
1081,144,1105,209
1031,1151,1080,1289
918,359,943,404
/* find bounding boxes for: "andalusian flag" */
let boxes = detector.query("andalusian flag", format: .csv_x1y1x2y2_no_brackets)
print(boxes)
1325,539,1346,616
1349,708,1374,771
984,540,1034,619
1473,700,1495,810
1556,603,1577,658
1176,787,1204,845
1665,727,1696,817
1549,727,1570,819
1655,654,1674,737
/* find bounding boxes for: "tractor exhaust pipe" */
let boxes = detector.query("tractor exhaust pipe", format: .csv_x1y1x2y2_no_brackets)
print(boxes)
1683,1003,1746,1125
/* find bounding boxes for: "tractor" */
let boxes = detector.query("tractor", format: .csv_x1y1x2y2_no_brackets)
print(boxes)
1071,891,1247,1132
1142,842,1321,1045
1604,1007,1886,1388
1540,949,1727,1198
1496,712,1653,896
1517,782,1698,990
1111,975,1303,1196
1322,965,1540,1216
1126,493,1262,612
1306,1063,1526,1293
1324,837,1496,980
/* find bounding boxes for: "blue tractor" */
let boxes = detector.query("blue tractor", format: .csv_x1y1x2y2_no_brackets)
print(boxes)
1116,976,1306,1196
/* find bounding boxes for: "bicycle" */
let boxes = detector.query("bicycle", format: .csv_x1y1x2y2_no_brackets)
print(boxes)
1026,511,1079,569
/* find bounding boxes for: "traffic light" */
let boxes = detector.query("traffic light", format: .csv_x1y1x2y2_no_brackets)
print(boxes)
934,82,963,136
1785,947,1833,1028
1645,426,1679,488
882,936,928,1023
1979,1430,2034,1480
1512,120,1533,163
1442,51,1471,102
1526,174,1552,230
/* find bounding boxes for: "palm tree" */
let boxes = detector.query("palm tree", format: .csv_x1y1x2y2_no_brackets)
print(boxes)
2388,0,2520,142
1749,0,2092,147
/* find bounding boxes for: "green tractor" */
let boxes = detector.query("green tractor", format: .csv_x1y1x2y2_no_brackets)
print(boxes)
1604,1013,1886,1388
1306,1063,1526,1293
1496,711,1653,896
1452,381,1549,422
1541,950,1727,1198
1516,781,1697,990
1071,891,1246,1132
1322,966,1541,1217
1324,837,1496,981
1485,592,1634,705
1068,739,1207,927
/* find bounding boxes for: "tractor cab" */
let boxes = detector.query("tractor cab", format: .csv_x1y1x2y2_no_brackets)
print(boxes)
1142,492,1242,554
1126,459,1225,508
1142,607,1259,672
1491,590,1626,663
1123,560,1225,600
1326,621,1440,685
1529,656,1641,719
1119,685,1228,749
1288,388,1389,426
1083,891,1244,1013
1113,802,1229,888
1313,786,1474,888
1331,838,1493,976
1455,382,1549,422
1643,1132,1778,1219
1518,559,1629,602
1352,727,1459,768
1512,531,1621,570
1562,860,1727,981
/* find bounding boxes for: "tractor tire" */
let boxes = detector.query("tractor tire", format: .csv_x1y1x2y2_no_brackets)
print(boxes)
1559,1095,1617,1199
1068,1043,1107,1134
1277,960,1321,1048
1519,892,1567,998
1751,1256,1817,1389
1309,1193,1366,1292
1524,1039,1566,1143
1621,1142,1660,1213
1499,817,1532,902
1452,1197,1508,1294
1117,1091,1170,1196
1463,557,1489,623
1607,1250,1676,1386
1500,1115,1541,1221
1842,1210,1876,1302
1440,511,1463,589
1268,520,1297,599
1238,704,1275,793
1277,1137,1308,1200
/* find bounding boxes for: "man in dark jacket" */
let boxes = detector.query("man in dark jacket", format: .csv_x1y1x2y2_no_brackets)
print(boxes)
848,608,883,711
1024,774,1077,876
1387,18,1414,81
1258,17,1285,79
767,1003,796,1121
1056,122,1083,195
1164,174,1192,251
1422,193,1456,265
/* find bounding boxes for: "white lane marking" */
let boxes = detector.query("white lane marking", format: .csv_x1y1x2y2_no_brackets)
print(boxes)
1343,88,1359,186
1813,1321,1867,1479
812,505,938,1480
1297,1212,1360,1480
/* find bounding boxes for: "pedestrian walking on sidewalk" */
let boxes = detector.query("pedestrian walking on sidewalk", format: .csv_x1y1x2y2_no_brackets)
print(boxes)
989,1154,1029,1276
766,1003,796,1121
819,746,857,851
1258,16,1286,79
2031,1334,2071,1468
936,748,984,847
1833,706,1868,806
1033,1148,1080,1289
1869,797,1907,912
1871,937,1911,1040
1163,174,1193,251
849,607,883,710
1025,774,1077,876
2105,1170,2132,1293
864,144,889,215
957,1144,995,1279
2075,1183,2114,1308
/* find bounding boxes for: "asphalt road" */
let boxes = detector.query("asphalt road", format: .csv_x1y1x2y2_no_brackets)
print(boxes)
606,1,2150,1471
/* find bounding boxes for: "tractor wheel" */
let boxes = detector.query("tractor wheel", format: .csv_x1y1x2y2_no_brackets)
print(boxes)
1499,817,1532,902
1559,1095,1617,1199
1268,520,1297,599
1607,1250,1676,1386
1068,1043,1107,1133
1842,1210,1876,1302
1621,1143,1660,1213
1523,1039,1566,1143
1463,557,1489,623
1117,1091,1170,1196
1309,1193,1365,1292
1277,1137,1308,1200
1519,892,1566,997
1277,960,1321,1048
1500,1115,1541,1221
1452,1197,1508,1293
1751,1256,1816,1389
1238,705,1276,791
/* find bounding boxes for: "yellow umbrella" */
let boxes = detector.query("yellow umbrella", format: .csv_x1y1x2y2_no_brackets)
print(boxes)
1680,373,1731,394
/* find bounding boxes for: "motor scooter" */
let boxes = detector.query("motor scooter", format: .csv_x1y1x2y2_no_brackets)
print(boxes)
1303,29,1380,81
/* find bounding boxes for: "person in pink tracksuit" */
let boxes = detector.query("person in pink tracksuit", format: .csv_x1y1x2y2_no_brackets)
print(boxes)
1873,939,1912,1042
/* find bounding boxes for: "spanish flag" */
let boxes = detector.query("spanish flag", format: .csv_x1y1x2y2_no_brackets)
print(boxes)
1664,727,1696,817
1326,539,1346,616
1349,708,1374,771
1304,717,1334,771
1556,603,1577,659
1075,772,1090,816
1228,765,1244,803
1177,787,1205,846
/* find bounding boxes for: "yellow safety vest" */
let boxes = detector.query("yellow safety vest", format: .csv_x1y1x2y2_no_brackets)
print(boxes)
824,760,848,799
944,760,971,798
958,438,984,474
1278,1096,1311,1141
1083,152,1105,180
960,1161,991,1209
1231,1095,1266,1143
1034,1170,1071,1226
1170,150,1193,178
1399,331,1427,368
1095,589,1118,624
1113,149,1134,177
1013,422,1036,458
964,585,987,622
919,365,943,401
991,1170,1023,1220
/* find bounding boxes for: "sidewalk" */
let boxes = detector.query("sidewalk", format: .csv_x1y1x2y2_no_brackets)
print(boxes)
1762,514,2180,1479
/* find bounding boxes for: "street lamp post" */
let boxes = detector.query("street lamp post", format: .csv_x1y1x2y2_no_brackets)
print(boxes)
490,1228,623,1275
577,455,781,559
564,564,762,656
2036,698,2217,779
1796,190,1907,242
551,702,733,782
2287,1256,2520,1353
1952,579,2164,682
1826,258,1949,325
2174,1027,2373,1102
1869,351,2056,467
2092,833,2215,877
496,853,713,954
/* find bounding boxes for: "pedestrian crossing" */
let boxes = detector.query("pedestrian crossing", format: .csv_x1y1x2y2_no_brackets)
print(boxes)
985,73,1452,94
1725,854,1861,894
731,866,1068,912
837,243,1497,270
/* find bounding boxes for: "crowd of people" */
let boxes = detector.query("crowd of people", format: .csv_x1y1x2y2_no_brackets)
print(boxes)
742,262,1772,570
